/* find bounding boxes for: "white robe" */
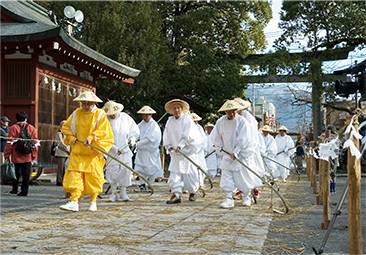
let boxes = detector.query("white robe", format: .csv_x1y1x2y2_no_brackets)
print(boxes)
205,132,218,177
239,110,266,177
211,114,262,195
274,134,295,179
192,123,208,186
262,134,278,177
163,113,201,194
105,112,140,187
134,118,163,182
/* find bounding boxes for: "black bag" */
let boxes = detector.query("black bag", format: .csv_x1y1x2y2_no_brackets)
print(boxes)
13,124,34,155
1,162,16,184
50,141,58,156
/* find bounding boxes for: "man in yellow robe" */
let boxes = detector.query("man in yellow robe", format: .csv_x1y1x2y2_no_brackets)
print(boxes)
60,91,114,212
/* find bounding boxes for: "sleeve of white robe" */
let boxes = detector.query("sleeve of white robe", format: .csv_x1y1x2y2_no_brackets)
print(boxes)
181,117,201,155
138,120,161,151
178,115,195,149
286,136,295,155
163,117,174,151
258,131,266,154
126,114,140,145
210,117,224,154
163,114,198,156
267,136,278,156
195,124,207,153
233,117,257,159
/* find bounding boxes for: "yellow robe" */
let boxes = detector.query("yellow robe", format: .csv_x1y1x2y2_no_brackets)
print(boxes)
61,107,114,199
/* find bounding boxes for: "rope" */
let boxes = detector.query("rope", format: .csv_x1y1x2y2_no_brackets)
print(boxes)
0,136,56,145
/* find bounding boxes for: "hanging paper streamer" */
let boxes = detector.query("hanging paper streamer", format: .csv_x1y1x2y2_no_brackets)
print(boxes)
359,120,366,155
343,116,362,160
319,138,340,161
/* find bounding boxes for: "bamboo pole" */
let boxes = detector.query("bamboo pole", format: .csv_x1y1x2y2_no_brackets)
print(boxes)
311,156,317,194
160,145,166,177
347,118,363,254
320,159,331,229
317,159,323,205
308,155,314,187
306,155,310,180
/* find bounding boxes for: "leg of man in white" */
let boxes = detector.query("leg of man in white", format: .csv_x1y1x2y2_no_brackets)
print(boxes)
119,159,132,201
167,172,184,202
183,167,200,201
219,169,235,208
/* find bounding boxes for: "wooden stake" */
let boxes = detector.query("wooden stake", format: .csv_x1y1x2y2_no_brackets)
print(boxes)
309,155,314,187
317,159,323,205
347,118,363,254
306,155,311,181
160,145,166,177
320,159,331,229
311,156,317,194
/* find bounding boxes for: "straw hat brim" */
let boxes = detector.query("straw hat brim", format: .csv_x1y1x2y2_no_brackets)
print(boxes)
165,99,190,115
73,91,103,103
205,123,215,128
137,106,156,114
233,97,251,110
103,101,124,115
137,110,156,114
191,113,202,121
218,100,241,112
278,126,288,132
261,126,272,132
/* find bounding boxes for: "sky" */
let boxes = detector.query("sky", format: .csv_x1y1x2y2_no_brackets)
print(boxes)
263,0,283,51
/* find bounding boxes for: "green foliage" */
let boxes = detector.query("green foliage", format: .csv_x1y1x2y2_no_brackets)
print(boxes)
277,1,366,49
156,1,271,118
40,1,271,121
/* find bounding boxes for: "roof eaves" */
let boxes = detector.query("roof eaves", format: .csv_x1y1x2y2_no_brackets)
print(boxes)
59,29,141,78
0,1,56,27
1,26,60,42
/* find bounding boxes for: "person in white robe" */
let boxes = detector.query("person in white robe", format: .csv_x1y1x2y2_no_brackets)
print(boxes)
211,100,262,209
234,97,266,177
134,106,163,184
234,98,266,200
190,113,208,188
204,123,218,177
274,125,294,181
163,99,201,204
261,125,278,178
103,101,140,202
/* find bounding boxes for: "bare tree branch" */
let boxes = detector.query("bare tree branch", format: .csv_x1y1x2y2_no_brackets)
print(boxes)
287,86,354,114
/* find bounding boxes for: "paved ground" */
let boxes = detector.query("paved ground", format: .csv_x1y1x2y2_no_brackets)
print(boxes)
0,174,365,254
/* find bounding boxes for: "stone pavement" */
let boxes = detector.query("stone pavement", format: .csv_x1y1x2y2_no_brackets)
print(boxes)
0,174,365,254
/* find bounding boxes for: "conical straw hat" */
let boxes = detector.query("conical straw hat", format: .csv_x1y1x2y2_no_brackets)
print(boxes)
73,91,102,103
103,100,124,115
191,112,202,121
277,125,288,132
204,122,215,128
261,125,272,132
164,99,190,115
218,100,241,112
137,105,156,114
233,97,251,110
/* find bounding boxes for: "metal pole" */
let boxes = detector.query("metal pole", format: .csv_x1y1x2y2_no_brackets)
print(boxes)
312,184,349,255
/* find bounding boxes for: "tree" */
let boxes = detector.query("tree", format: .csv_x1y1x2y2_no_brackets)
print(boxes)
42,1,170,119
275,1,366,138
277,1,366,49
156,1,271,117
41,1,271,120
